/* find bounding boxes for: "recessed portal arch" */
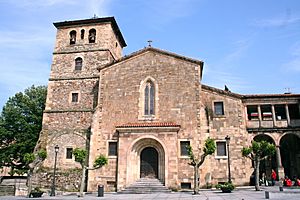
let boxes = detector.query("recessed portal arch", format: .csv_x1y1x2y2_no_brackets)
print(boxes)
126,137,166,186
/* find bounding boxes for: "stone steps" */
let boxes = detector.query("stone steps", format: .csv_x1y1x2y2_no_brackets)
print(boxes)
119,178,171,194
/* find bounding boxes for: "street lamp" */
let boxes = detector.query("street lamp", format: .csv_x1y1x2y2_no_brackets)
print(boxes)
225,135,231,183
50,145,59,196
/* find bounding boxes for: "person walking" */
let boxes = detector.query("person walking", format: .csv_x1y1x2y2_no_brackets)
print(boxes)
271,169,277,186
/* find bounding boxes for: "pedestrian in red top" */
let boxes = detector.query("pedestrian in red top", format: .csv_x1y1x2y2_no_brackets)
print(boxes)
271,169,277,186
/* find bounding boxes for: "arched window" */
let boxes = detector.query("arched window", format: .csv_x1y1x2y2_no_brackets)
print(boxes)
88,29,96,43
144,81,155,115
70,30,77,45
75,57,83,70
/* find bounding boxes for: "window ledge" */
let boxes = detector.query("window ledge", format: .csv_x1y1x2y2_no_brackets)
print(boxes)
139,115,156,121
215,156,228,159
214,115,226,118
108,156,117,159
179,156,190,159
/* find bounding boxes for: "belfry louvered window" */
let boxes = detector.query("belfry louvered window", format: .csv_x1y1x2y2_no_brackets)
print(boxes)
144,81,155,115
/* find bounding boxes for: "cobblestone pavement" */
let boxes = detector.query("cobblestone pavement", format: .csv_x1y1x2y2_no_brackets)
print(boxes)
1,186,300,200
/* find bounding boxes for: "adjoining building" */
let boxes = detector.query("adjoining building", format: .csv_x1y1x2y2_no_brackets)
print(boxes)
37,17,300,192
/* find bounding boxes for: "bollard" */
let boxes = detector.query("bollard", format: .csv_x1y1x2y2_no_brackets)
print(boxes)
265,191,269,199
279,182,283,191
279,186,283,191
98,185,104,197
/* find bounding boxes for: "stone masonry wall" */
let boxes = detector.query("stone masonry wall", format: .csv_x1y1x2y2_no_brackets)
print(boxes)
200,88,252,186
33,168,82,192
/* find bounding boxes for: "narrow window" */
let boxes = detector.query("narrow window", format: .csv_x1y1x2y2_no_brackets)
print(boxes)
81,29,85,40
144,81,155,115
180,141,190,156
70,30,76,45
214,102,224,115
216,141,227,157
88,29,96,43
75,57,83,71
66,148,73,159
71,93,79,103
108,142,117,156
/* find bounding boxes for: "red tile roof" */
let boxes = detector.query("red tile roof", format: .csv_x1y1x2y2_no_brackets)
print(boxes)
116,122,180,128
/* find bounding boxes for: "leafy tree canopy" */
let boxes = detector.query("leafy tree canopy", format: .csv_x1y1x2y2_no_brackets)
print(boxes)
241,140,275,191
242,140,276,161
0,85,47,175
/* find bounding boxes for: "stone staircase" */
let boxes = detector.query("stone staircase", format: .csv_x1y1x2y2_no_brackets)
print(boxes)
119,178,171,194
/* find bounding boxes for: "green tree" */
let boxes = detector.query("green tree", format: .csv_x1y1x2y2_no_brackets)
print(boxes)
187,138,216,194
242,140,276,191
0,85,47,175
73,148,108,197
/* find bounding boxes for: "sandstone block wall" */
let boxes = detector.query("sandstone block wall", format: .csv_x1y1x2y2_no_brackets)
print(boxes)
200,88,252,186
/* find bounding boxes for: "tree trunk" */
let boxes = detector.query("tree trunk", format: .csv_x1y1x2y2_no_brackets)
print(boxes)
26,169,33,197
79,166,86,197
254,160,260,191
193,165,199,194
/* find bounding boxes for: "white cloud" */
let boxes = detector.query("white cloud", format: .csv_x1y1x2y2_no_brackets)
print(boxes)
5,0,78,7
254,13,300,28
202,63,250,93
142,0,199,28
282,42,300,72
223,38,252,64
88,0,112,17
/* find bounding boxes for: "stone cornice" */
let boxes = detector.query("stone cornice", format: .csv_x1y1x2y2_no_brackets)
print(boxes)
53,48,110,55
49,76,99,81
247,127,300,133
116,126,180,133
44,109,94,113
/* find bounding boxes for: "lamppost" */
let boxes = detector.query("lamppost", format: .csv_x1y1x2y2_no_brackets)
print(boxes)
50,145,59,196
225,135,231,183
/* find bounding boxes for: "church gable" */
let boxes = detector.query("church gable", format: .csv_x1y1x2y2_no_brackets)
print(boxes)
97,48,202,139
99,47,203,74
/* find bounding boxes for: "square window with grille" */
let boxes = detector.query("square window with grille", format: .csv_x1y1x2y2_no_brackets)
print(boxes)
216,141,227,157
71,93,78,103
214,102,224,115
108,142,117,156
66,148,73,159
180,141,190,156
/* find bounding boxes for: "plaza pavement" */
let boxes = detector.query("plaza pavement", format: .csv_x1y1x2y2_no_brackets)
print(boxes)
1,186,300,200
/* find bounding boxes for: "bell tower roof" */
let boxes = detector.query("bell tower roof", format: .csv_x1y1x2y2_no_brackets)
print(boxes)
53,16,127,47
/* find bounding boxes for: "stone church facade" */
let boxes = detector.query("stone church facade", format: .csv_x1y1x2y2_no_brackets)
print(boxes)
38,17,300,192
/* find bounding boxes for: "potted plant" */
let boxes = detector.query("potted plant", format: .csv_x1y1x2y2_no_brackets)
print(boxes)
29,187,44,198
215,182,235,193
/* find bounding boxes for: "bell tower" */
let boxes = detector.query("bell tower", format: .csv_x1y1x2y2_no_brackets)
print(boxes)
41,17,126,168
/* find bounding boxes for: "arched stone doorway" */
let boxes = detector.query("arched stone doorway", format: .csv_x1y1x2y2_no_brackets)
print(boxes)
280,133,300,179
126,137,166,186
253,134,277,180
140,147,158,178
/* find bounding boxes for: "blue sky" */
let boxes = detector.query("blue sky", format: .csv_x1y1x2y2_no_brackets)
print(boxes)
1,0,300,110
